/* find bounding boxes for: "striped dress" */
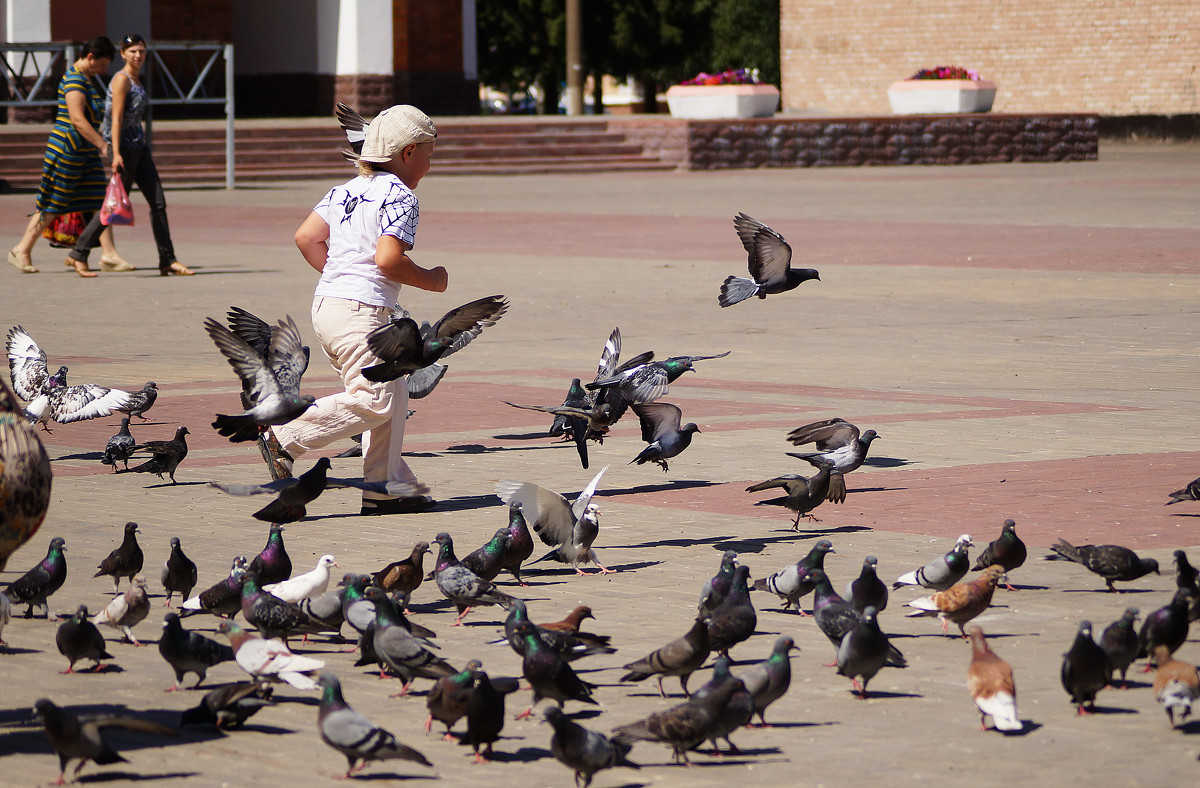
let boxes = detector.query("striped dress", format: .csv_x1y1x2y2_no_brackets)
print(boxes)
35,66,107,215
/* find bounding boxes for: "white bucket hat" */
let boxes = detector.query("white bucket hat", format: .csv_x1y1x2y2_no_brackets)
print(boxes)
359,105,438,163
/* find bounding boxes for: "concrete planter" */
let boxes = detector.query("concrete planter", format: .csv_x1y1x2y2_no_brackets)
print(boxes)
665,84,780,119
886,79,997,114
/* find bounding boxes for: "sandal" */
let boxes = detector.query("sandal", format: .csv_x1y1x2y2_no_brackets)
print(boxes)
99,254,135,272
7,250,37,273
160,261,195,276
64,257,98,278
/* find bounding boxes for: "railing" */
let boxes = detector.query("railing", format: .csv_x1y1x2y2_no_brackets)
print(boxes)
1,41,237,188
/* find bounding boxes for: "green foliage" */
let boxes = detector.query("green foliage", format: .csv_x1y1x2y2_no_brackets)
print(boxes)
709,0,780,87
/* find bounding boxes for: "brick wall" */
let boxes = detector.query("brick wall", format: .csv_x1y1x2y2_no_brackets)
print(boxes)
781,1,1200,116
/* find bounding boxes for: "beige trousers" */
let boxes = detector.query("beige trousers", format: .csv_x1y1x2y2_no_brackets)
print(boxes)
273,296,415,498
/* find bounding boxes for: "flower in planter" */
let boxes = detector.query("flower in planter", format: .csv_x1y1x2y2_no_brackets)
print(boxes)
680,68,761,86
908,65,983,81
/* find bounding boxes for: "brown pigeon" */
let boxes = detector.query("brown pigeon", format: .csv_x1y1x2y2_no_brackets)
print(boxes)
965,626,1021,732
0,377,52,572
372,541,430,597
906,565,1005,636
1152,644,1200,728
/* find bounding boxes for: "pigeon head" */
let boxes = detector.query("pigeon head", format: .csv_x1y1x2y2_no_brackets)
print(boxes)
864,556,878,570
772,635,798,656
1143,558,1161,575
682,422,701,434
33,698,58,722
170,537,181,549
955,534,973,549
861,429,880,444
861,606,879,625
314,457,332,472
814,540,834,555
144,381,157,390
412,541,430,555
288,395,317,411
163,613,181,629
49,366,68,387
176,426,190,437
316,671,343,698
981,565,1005,584
1076,620,1094,640
124,522,140,535
1122,607,1139,621
318,555,339,570
583,504,601,519
48,537,66,554
72,604,89,621
1001,519,1017,533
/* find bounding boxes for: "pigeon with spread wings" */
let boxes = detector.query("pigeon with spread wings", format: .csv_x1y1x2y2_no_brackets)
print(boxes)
7,325,132,431
719,212,820,307
361,295,508,383
786,417,880,475
495,466,612,575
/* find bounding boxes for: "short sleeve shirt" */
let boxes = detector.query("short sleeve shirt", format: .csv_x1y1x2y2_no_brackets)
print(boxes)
312,171,418,308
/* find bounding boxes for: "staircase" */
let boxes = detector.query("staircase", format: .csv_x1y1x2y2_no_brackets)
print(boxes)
0,116,677,189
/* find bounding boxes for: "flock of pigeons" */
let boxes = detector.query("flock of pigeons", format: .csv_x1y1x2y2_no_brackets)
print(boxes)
4,183,1200,783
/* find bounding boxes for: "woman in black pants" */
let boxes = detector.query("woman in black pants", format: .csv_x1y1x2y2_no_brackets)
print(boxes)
68,33,193,276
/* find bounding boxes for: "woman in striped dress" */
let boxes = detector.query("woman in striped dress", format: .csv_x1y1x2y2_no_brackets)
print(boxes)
8,36,123,277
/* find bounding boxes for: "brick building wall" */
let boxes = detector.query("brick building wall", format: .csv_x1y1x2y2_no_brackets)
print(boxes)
781,0,1200,116
394,0,476,115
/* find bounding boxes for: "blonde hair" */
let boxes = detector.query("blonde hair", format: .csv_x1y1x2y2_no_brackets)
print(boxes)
357,160,379,178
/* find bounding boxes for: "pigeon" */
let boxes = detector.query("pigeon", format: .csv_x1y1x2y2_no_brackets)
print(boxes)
363,586,456,695
179,682,274,729
1061,620,1111,715
93,521,143,591
511,619,599,716
361,295,509,383
719,212,819,307
1099,607,1140,688
546,706,637,788
160,537,197,607
693,657,756,755
548,378,593,468
240,569,332,641
8,325,133,431
628,402,700,471
737,635,798,726
113,381,158,420
158,612,235,690
430,532,514,625
121,425,190,484
0,377,52,571
698,550,739,614
1047,538,1160,592
5,535,67,617
1166,476,1200,505
585,350,731,406
372,541,430,597
971,519,1026,590
33,698,178,785
1173,550,1200,622
785,417,879,475
424,660,480,739
894,534,972,591
745,463,846,527
56,604,114,673
464,668,521,762
179,556,247,618
339,573,377,635
316,671,432,778
965,626,1021,732
100,417,136,471
300,587,348,637
0,590,10,645
837,605,901,698
498,501,534,584
845,555,888,613
754,539,835,615
1152,645,1200,728
461,527,512,582
501,599,615,662
392,302,502,399
621,615,711,697
263,554,338,603
906,565,1005,637
249,523,292,586
705,564,757,656
211,457,429,524
218,619,324,689
495,466,613,575
1137,588,1192,667
92,576,150,645
810,568,906,666
541,604,607,636
335,102,369,158
204,314,316,442
224,306,312,409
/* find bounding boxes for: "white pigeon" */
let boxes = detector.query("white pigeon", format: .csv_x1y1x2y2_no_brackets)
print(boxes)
219,620,324,690
264,554,338,603
92,577,150,645
494,466,611,575
0,590,11,645
7,325,133,430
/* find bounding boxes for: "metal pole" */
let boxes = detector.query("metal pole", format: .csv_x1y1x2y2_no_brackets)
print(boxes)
565,0,583,115
224,44,235,189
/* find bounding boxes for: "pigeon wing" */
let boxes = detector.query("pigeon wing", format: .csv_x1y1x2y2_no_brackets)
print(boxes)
205,318,282,407
570,466,609,520
430,295,509,346
225,307,274,359
406,364,447,398
365,316,423,362
734,213,793,286
593,327,622,382
632,402,682,443
6,326,49,401
209,479,298,496
50,385,132,424
267,315,308,395
495,480,575,548
335,102,368,147
786,418,859,449
623,366,670,404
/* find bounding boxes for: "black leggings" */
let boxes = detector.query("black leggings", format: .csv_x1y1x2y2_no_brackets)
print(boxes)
69,145,176,269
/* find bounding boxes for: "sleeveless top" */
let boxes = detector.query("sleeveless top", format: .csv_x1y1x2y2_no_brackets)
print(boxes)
101,75,149,149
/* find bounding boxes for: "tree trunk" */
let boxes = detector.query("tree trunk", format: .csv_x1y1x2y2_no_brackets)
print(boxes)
641,76,659,114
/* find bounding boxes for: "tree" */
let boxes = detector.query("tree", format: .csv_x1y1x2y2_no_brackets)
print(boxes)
710,0,780,86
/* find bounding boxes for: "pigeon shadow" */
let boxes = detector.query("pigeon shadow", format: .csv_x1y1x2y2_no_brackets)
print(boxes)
442,443,567,455
138,481,209,489
344,773,438,782
483,745,554,763
523,560,662,577
861,457,915,469
214,722,297,736
432,493,510,513
0,646,41,655
845,486,905,494
998,720,1042,737
1059,587,1158,594
753,720,840,730
1177,719,1200,735
75,772,199,783
492,431,557,441
1002,584,1049,591
561,709,605,722
1087,704,1138,715
790,524,873,537
852,690,922,700
601,480,723,498
1111,680,1152,690
54,450,105,461
619,533,734,550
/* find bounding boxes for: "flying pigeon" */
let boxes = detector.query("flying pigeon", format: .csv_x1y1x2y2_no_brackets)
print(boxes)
218,619,324,689
159,612,235,690
546,706,637,788
92,576,150,645
361,295,508,383
264,554,338,603
0,378,51,571
121,425,190,484
33,698,177,785
753,539,835,615
179,682,274,729
464,668,521,763
4,535,66,618
837,605,902,698
1152,644,1200,728
224,306,311,404
1061,620,1111,715
785,417,879,474
1047,538,1160,592
698,550,739,614
719,212,819,307
704,564,757,656
621,615,710,697
845,555,888,613
205,315,315,442
56,604,114,673
585,350,731,406
425,660,480,740
629,402,700,471
1166,476,1200,505
737,635,798,726
210,457,429,524
972,519,1026,590
372,541,430,597
249,523,292,586
894,534,972,591
965,626,1021,732
100,418,136,471
316,671,431,778
495,466,613,575
335,102,369,159
1099,607,1140,688
906,565,1005,637
93,521,143,591
746,463,846,528
179,557,247,619
430,532,514,625
113,381,158,420
160,537,197,607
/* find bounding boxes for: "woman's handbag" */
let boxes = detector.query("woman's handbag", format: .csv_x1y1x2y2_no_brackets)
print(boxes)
41,212,86,247
99,173,135,226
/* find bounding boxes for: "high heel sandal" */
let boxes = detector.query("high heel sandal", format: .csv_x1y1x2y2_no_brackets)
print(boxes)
7,250,37,273
160,261,194,276
64,257,98,278
99,254,135,272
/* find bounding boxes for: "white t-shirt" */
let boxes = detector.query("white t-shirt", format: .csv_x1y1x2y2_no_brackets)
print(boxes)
311,171,419,308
